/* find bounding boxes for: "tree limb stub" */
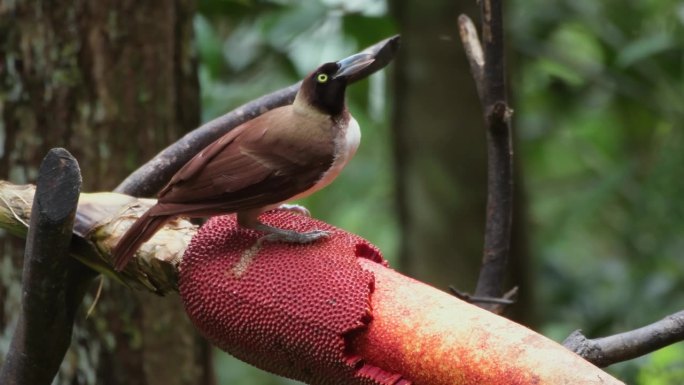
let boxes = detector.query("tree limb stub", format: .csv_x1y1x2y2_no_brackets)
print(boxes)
115,35,401,197
0,149,92,385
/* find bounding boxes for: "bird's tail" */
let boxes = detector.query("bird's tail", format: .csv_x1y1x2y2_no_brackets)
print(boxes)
112,207,169,271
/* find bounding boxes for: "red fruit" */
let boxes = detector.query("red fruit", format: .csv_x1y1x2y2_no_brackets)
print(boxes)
179,210,623,385
179,210,409,385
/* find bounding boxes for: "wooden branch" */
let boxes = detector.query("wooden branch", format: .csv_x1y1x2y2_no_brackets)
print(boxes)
0,149,93,385
0,174,676,372
563,310,684,367
114,35,401,197
458,1,514,312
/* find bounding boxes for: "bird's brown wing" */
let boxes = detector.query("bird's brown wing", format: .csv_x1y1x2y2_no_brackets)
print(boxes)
155,109,334,214
158,115,266,198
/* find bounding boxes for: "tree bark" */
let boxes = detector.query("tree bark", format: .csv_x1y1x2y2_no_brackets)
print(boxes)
0,1,212,384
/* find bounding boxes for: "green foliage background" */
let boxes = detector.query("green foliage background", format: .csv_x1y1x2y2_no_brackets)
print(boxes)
195,0,684,383
510,1,684,382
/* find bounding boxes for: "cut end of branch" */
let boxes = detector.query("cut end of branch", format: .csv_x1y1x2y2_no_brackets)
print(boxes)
35,148,82,223
458,15,485,69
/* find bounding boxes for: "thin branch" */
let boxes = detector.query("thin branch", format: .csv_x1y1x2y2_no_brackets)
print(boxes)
0,149,95,385
115,35,401,197
458,0,514,312
563,310,684,368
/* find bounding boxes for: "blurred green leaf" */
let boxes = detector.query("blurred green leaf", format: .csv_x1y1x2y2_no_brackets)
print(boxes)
512,0,684,381
260,2,328,48
223,21,266,71
342,14,396,48
636,344,684,385
617,33,675,68
547,22,605,77
195,15,225,77
198,0,285,19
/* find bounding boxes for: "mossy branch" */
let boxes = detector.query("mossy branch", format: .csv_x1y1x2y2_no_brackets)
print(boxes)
0,180,193,295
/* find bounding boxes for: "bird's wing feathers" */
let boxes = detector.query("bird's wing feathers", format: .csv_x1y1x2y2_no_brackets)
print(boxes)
156,108,335,213
158,123,252,197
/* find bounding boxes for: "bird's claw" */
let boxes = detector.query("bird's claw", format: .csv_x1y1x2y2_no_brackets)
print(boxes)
278,204,311,217
260,229,329,245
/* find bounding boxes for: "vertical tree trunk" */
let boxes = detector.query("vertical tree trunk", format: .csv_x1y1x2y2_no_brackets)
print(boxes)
0,2,212,384
389,0,532,321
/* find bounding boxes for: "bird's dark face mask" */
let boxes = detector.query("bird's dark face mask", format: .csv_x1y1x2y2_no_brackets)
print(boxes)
305,53,374,116
306,63,348,116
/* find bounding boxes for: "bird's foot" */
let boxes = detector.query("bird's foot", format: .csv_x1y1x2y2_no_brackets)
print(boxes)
235,224,328,275
277,203,311,217
252,222,328,245
260,229,329,244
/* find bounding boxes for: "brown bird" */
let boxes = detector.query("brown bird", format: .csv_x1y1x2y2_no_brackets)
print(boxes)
112,53,375,270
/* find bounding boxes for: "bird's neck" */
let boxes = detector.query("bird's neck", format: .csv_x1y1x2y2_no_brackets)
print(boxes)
294,82,347,117
293,92,346,120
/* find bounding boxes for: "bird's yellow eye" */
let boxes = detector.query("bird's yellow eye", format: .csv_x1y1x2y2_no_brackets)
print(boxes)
317,73,328,83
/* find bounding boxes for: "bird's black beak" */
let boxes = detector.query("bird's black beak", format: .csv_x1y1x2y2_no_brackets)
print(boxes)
333,53,375,79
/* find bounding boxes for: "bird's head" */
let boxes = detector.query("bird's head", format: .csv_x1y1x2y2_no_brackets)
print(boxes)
297,53,375,116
